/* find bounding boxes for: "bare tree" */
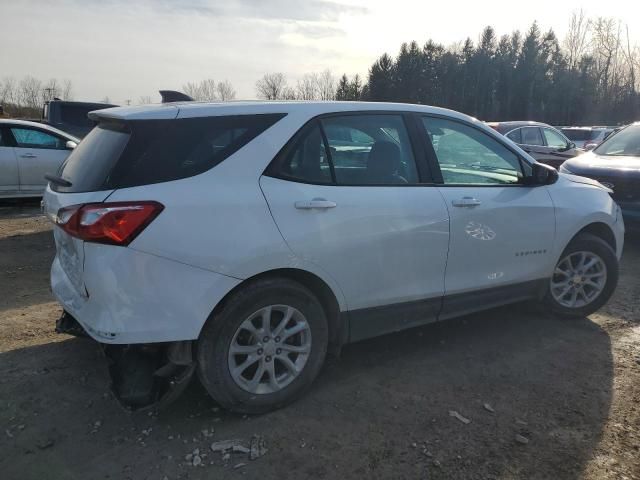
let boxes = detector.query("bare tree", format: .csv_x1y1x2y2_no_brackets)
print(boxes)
316,69,336,100
183,79,218,101
296,73,319,100
282,86,298,100
0,77,16,105
19,76,42,109
138,95,153,104
255,73,288,100
62,79,73,100
592,17,623,97
42,78,60,103
564,10,592,70
216,80,236,101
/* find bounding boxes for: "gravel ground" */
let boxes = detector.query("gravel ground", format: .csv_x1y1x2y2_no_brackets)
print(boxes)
0,199,639,480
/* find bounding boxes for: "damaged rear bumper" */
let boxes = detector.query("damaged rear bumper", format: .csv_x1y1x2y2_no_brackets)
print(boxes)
57,311,195,411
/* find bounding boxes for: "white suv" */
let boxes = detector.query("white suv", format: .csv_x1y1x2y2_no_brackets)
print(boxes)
44,102,624,413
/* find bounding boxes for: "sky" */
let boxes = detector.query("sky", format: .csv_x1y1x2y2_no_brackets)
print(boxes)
2,0,639,104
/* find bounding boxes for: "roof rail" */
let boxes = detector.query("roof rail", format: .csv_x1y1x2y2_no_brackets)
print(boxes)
159,90,194,103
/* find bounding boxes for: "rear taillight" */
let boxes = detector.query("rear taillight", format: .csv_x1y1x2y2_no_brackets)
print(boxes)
56,201,164,246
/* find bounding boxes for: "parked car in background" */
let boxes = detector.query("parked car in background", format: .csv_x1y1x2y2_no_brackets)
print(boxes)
487,121,582,169
561,126,618,150
42,99,117,138
44,101,623,413
560,122,640,229
0,119,79,198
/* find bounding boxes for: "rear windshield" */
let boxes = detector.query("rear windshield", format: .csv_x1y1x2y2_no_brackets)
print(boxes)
561,129,597,141
53,114,285,193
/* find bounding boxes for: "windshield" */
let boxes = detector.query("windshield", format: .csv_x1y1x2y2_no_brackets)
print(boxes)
594,124,640,156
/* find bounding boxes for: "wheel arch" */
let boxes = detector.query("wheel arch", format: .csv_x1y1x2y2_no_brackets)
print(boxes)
202,268,347,349
571,222,617,253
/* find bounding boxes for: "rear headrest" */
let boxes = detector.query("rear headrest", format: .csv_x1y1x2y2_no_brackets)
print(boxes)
368,141,401,170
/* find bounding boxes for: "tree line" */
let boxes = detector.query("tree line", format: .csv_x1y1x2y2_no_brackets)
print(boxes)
3,12,638,126
0,76,73,118
255,12,639,125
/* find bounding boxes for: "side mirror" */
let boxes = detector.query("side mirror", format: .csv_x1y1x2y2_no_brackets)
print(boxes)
584,143,597,151
66,140,77,150
527,162,559,186
569,142,576,150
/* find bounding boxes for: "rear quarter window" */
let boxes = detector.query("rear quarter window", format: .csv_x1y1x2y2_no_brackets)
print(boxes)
54,113,285,193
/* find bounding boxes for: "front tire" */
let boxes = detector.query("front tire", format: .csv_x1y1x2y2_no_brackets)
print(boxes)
543,233,618,317
197,278,328,414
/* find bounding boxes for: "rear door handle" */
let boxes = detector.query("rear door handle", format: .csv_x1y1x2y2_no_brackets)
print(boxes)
452,197,481,208
20,153,37,158
294,199,337,210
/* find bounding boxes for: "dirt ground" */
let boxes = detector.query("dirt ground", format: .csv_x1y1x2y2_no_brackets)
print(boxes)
1,199,639,480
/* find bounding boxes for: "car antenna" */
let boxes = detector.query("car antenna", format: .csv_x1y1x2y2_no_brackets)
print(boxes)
159,90,194,103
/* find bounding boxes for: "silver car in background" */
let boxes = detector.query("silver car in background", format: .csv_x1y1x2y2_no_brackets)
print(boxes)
561,126,617,150
0,119,79,198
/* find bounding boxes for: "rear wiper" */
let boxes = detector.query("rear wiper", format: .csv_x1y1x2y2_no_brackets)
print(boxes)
45,174,72,188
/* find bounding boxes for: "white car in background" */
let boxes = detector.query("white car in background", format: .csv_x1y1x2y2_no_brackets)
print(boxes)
0,119,79,198
43,101,624,413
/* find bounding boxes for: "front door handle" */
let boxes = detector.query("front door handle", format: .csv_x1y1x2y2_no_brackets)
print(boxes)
295,198,337,210
20,153,37,158
452,197,481,208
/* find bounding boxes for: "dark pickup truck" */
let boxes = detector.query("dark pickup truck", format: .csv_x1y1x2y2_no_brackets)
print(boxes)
42,99,117,138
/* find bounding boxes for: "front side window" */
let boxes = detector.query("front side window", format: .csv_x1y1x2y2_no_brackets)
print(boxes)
542,128,568,149
11,128,64,149
521,127,544,146
422,117,523,185
321,115,419,185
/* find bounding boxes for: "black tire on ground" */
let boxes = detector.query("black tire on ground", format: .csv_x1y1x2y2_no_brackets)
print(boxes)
542,233,619,318
197,278,328,414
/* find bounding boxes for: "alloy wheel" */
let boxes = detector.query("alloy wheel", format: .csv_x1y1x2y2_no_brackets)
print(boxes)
228,305,312,394
550,251,607,309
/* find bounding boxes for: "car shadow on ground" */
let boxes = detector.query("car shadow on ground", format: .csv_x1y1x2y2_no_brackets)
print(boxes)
0,306,613,480
0,230,55,313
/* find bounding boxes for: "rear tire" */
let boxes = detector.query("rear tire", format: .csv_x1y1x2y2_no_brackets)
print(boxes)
542,233,618,318
197,278,328,414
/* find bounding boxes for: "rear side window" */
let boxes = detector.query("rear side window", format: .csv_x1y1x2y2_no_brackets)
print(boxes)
521,127,544,146
506,128,522,144
54,114,285,192
269,114,420,186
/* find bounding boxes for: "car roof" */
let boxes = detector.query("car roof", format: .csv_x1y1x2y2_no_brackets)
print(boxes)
486,121,552,132
561,126,613,131
88,101,480,124
0,118,80,141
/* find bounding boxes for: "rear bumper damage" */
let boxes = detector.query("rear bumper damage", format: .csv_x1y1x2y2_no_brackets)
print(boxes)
57,311,195,411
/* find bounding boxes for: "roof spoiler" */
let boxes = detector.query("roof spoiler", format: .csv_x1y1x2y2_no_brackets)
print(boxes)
159,90,194,103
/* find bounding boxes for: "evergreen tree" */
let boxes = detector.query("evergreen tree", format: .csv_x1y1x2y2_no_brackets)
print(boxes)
335,74,350,100
368,53,395,101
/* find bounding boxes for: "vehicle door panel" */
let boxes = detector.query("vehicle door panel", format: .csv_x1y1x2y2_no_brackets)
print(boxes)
10,127,71,193
261,176,450,311
420,116,556,313
0,146,20,193
260,114,450,329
